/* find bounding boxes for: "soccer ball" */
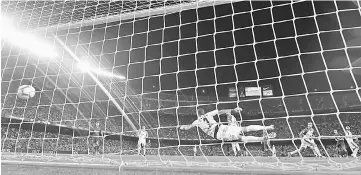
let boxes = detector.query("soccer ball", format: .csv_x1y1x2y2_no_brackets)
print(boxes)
269,132,277,139
17,85,36,100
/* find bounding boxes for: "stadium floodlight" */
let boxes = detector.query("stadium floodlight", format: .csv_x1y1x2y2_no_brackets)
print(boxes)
55,35,136,132
0,16,57,58
99,71,126,80
98,70,126,80
77,60,125,80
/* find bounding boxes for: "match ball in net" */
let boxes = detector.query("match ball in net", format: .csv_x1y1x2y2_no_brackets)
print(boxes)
17,85,36,100
269,132,277,138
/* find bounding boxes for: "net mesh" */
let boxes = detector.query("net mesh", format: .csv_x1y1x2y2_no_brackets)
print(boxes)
1,0,361,171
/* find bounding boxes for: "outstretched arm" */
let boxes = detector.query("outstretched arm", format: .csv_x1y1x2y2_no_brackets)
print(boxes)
180,120,198,130
180,124,194,130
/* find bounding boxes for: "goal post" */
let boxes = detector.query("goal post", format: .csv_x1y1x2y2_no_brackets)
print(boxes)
30,0,243,33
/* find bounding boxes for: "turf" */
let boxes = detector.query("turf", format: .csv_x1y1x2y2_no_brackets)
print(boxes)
1,153,361,175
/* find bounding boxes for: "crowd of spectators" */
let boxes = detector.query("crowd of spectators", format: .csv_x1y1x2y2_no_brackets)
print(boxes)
2,89,359,121
2,117,360,158
1,90,360,158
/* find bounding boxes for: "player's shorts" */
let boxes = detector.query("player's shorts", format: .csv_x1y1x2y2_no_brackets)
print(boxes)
138,139,146,147
300,138,316,148
215,125,241,141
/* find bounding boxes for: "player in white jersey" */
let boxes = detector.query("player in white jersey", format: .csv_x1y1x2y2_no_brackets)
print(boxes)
180,107,275,143
137,126,148,156
345,126,359,158
93,122,102,155
193,145,197,159
288,122,324,158
227,113,241,156
272,145,276,157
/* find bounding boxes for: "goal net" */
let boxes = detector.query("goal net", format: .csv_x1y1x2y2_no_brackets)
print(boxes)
1,0,361,171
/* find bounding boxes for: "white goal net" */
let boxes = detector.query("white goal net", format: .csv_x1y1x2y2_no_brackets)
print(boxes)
1,0,361,171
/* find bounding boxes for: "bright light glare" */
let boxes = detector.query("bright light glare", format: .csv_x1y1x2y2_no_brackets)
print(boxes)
77,61,125,80
77,61,92,72
98,70,126,80
0,16,57,57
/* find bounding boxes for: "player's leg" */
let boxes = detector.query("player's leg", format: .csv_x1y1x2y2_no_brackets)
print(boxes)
337,148,345,158
142,142,146,156
217,125,276,142
137,141,141,155
335,144,342,157
235,143,241,152
231,143,237,156
351,142,359,157
341,142,348,157
289,144,305,157
309,140,323,157
92,138,95,154
272,148,276,157
312,146,322,157
289,147,303,156
240,133,276,143
98,138,103,155
241,125,274,133
240,136,263,142
263,135,271,152
353,149,359,157
97,140,101,155
94,145,97,155
336,143,341,157
94,139,100,155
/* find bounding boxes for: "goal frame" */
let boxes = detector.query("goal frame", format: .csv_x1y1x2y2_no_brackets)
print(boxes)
31,0,243,32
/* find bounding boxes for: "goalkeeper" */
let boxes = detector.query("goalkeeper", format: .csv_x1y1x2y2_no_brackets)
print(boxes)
180,107,275,142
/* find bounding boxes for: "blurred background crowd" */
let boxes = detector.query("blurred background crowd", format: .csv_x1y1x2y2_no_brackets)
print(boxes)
1,91,360,157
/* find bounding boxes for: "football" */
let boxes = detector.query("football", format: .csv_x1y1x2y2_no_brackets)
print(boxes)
269,132,277,139
17,85,36,100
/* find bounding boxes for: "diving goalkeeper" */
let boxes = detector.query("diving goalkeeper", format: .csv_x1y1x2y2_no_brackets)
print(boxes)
180,107,275,142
